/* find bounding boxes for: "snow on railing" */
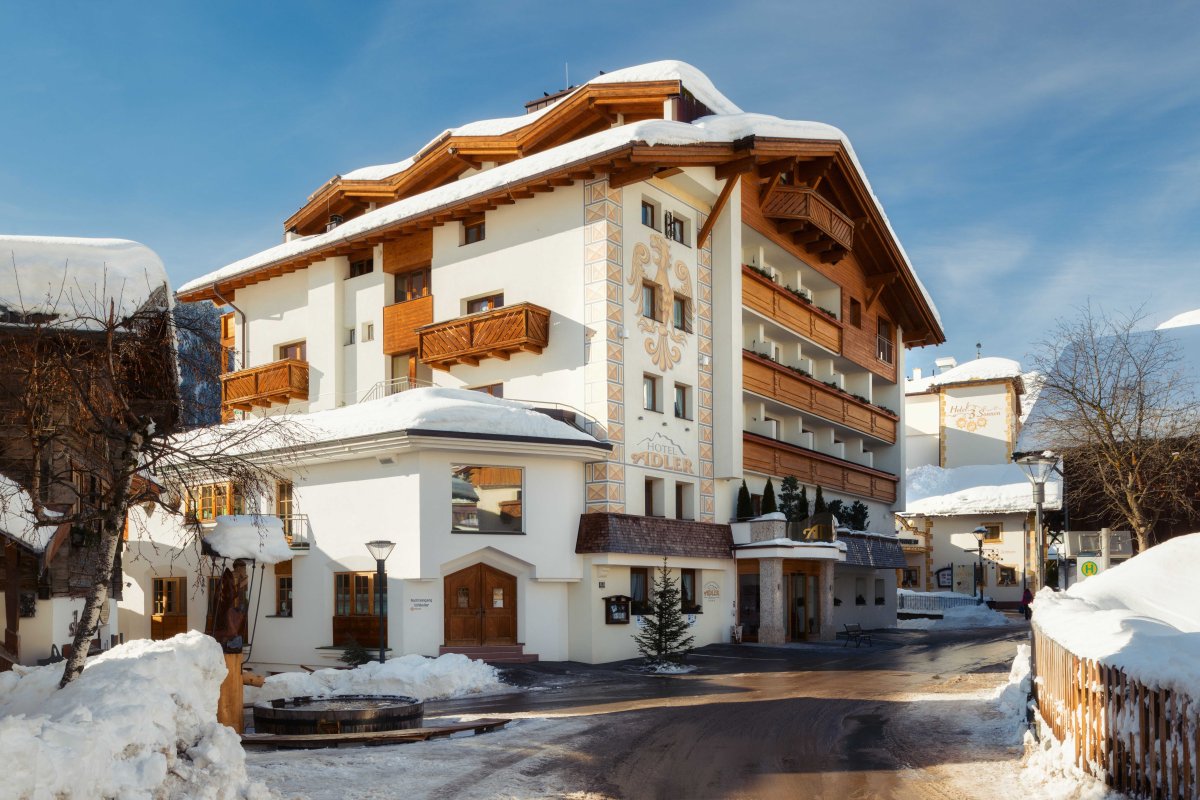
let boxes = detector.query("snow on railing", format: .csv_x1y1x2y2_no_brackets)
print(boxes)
1032,623,1199,799
896,592,981,613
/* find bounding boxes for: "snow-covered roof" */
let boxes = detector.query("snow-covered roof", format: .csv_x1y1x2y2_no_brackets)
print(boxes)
906,356,1023,394
176,387,603,458
904,463,1062,516
0,473,58,552
1033,532,1200,693
1156,307,1200,330
0,235,168,327
176,61,941,331
205,515,292,564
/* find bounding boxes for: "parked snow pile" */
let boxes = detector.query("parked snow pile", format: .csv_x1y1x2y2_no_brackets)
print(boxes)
1033,532,1200,693
251,653,503,704
897,603,1010,630
0,632,269,799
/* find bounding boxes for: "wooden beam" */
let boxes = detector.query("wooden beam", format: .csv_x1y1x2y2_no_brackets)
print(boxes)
654,167,683,179
756,157,797,181
607,163,659,189
487,350,511,361
864,273,896,311
778,220,810,235
697,176,740,248
588,99,618,125
715,156,757,181
548,176,573,187
760,171,784,206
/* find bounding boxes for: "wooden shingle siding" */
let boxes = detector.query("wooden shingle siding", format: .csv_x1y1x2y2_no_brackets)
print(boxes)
575,512,733,558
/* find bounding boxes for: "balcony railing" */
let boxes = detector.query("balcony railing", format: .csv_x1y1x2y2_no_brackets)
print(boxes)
742,351,897,444
382,294,434,355
222,359,308,412
418,302,551,370
760,187,855,251
877,334,895,365
741,266,842,354
279,514,311,550
742,431,897,504
361,377,434,403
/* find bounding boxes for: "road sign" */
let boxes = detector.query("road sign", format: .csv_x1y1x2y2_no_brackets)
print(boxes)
1078,558,1104,578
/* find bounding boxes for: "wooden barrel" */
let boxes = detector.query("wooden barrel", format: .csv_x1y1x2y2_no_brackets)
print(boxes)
252,695,424,735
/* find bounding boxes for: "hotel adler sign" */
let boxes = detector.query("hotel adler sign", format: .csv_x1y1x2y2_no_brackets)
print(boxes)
630,433,694,474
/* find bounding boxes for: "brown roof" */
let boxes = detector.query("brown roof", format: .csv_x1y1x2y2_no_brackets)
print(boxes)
575,512,733,559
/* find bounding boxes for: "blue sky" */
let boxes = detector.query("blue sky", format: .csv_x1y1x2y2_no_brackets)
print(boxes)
2,2,1198,376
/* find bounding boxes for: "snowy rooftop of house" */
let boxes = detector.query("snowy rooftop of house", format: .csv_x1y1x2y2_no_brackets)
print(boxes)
1156,307,1200,330
205,515,292,564
906,356,1023,394
0,473,58,553
1033,532,1200,693
903,463,1062,517
176,60,940,328
178,387,605,457
0,235,168,327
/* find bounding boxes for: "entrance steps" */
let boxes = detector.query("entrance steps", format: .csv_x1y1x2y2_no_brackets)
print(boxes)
438,644,538,664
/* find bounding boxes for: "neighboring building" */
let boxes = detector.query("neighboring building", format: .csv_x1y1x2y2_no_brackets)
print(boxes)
898,356,1060,607
126,60,944,664
0,236,174,668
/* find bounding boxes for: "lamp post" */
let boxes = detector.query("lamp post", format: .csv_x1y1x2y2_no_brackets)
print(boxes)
1016,453,1059,592
972,526,988,605
364,540,395,664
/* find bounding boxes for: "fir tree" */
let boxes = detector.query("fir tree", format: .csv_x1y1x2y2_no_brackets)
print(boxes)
848,500,870,531
798,486,810,520
761,478,777,514
633,558,695,664
736,480,753,520
814,486,827,514
779,476,801,521
826,499,845,524
339,639,372,667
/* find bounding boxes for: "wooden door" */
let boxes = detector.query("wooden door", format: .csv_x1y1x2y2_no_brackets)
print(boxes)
443,564,517,646
151,577,188,640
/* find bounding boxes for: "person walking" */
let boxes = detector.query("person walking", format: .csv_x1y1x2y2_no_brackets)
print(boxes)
1020,587,1034,621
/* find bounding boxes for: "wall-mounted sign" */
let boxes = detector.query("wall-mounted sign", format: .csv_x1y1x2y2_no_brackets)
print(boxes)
604,595,632,624
702,581,720,601
1078,559,1104,579
935,567,953,589
409,597,433,612
795,512,837,542
947,401,1002,433
630,433,694,474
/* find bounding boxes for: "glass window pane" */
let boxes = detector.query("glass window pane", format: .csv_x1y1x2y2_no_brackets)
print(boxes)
451,466,524,533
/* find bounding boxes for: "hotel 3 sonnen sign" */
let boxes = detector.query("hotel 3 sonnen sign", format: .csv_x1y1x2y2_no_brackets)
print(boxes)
630,433,694,474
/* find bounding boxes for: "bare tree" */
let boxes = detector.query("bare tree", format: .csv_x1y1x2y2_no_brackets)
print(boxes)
0,262,304,686
1028,304,1200,552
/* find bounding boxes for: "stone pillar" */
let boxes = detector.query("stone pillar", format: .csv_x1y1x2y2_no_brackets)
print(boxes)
818,560,836,642
758,557,785,644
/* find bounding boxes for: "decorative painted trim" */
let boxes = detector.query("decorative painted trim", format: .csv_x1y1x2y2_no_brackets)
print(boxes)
697,215,715,522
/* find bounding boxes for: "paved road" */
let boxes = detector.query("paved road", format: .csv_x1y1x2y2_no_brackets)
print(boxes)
426,624,1029,800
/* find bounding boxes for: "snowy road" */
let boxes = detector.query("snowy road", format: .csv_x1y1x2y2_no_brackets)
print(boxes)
248,624,1038,799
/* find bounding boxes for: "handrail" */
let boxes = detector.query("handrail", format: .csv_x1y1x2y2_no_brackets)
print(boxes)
361,377,434,403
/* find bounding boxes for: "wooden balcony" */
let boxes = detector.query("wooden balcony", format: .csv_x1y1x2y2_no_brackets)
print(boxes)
419,302,551,370
742,431,897,504
742,351,897,444
222,359,308,411
741,266,842,354
760,186,854,263
382,294,434,355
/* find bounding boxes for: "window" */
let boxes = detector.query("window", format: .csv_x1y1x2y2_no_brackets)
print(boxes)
641,282,659,321
451,466,523,533
981,523,1002,542
467,293,504,314
630,567,650,615
672,296,692,332
362,322,375,343
471,383,504,398
874,578,886,605
345,327,356,345
877,318,895,364
187,482,243,522
279,340,306,361
643,374,661,412
462,214,485,245
276,481,295,539
641,199,658,230
997,566,1018,587
276,569,293,617
348,257,374,279
664,211,688,245
849,298,862,328
334,572,385,617
673,383,690,419
153,577,186,616
394,267,431,303
675,482,694,521
681,568,701,613
901,568,920,589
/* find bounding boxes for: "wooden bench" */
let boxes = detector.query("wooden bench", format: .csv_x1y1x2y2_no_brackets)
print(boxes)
837,623,872,648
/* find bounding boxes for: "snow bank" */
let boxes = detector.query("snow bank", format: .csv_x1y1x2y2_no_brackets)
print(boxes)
0,235,169,328
0,473,59,552
904,463,1062,516
1032,533,1200,693
1156,307,1200,330
994,643,1031,718
207,515,293,564
251,653,502,704
897,604,1010,630
0,632,268,799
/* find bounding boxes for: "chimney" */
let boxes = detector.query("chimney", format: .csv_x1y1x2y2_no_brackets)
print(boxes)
935,356,958,374
911,367,922,381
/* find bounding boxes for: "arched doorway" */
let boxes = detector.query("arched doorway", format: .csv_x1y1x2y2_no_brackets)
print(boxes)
443,564,517,646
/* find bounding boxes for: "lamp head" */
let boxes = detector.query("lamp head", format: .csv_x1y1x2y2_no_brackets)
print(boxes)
972,526,989,542
365,540,396,561
1016,452,1059,485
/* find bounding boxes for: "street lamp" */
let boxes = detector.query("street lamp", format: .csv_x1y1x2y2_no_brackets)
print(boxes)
1016,453,1059,592
972,526,988,605
364,540,395,664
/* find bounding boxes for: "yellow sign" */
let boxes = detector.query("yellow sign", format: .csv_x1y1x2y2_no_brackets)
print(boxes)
1080,560,1099,577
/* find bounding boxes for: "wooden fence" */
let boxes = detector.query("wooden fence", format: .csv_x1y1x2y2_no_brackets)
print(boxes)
1032,624,1199,799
